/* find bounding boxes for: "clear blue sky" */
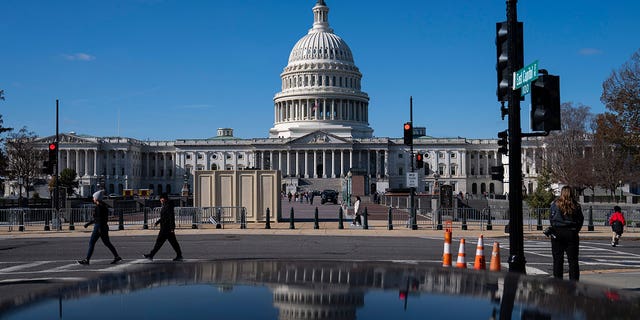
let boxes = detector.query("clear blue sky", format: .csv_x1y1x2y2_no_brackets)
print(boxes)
1,0,638,141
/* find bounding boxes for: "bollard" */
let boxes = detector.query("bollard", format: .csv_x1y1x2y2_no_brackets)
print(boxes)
338,207,344,229
387,207,393,230
69,210,75,231
216,208,222,229
118,210,124,230
289,207,295,229
44,209,51,231
536,209,543,231
461,209,468,230
486,208,493,231
314,207,319,229
240,208,246,229
18,210,24,232
363,207,369,230
143,209,149,229
265,208,271,229
436,208,443,230
588,206,594,231
192,208,198,229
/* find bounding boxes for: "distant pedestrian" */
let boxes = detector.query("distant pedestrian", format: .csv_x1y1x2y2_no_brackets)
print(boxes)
309,192,314,205
609,206,626,247
143,193,183,261
549,186,584,281
77,190,122,265
351,196,362,227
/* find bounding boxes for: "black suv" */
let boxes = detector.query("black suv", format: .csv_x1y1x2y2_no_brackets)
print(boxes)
320,190,338,204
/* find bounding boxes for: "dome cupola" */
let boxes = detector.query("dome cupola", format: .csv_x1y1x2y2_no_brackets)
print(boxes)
270,1,373,139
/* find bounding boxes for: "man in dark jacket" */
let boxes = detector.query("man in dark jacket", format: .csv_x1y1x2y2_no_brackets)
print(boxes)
144,193,183,261
78,190,122,265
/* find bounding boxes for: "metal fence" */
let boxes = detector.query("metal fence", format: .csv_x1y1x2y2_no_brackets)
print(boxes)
0,206,247,232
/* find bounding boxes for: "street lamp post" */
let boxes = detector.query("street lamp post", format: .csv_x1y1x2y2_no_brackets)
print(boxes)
17,177,25,207
618,180,623,203
346,170,352,207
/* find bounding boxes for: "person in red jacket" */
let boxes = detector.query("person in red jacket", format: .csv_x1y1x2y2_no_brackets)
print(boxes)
609,206,626,247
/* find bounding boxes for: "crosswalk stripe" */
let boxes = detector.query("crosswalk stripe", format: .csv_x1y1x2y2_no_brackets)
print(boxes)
0,261,50,273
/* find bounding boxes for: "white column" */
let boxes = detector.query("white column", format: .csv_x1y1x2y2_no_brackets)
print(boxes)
331,150,335,178
349,150,353,172
93,150,98,176
313,150,318,178
384,150,389,177
340,150,344,177
366,150,370,177
295,151,299,177
322,150,327,178
304,151,309,178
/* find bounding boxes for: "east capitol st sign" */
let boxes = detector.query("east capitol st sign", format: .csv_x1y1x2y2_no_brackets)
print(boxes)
513,60,538,96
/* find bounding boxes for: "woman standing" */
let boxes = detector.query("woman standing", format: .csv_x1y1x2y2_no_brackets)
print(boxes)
351,196,362,227
549,186,584,281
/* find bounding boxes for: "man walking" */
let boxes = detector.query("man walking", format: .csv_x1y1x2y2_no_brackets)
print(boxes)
144,193,183,261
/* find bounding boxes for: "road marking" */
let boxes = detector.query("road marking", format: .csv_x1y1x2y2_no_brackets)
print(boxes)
0,261,50,273
0,277,86,284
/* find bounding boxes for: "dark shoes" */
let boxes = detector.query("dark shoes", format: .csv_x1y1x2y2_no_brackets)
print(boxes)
143,254,153,260
77,259,90,265
111,257,123,264
173,256,184,262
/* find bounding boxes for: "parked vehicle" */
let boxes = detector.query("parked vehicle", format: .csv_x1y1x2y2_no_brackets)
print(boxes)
320,190,338,204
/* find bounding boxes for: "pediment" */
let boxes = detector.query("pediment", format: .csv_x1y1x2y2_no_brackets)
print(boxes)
37,133,96,145
288,131,351,145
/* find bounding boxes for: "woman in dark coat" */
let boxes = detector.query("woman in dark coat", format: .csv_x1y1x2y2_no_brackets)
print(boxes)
549,186,584,281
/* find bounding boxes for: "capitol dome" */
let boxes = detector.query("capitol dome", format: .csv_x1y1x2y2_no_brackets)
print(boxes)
270,0,373,139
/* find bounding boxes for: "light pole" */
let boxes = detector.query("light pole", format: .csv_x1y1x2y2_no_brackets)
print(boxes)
618,180,623,203
346,170,352,207
17,177,24,207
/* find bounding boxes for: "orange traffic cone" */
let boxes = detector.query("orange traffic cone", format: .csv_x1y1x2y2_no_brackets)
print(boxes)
456,238,467,268
474,235,486,270
442,229,452,267
489,241,501,272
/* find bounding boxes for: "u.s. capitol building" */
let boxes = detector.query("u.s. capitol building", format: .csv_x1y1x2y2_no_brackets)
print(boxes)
32,1,542,198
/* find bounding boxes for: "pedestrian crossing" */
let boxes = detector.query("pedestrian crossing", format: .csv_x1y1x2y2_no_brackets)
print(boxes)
0,259,167,277
510,240,640,270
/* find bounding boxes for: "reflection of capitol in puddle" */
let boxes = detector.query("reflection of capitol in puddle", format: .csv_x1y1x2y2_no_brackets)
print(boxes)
272,286,363,320
1,260,639,319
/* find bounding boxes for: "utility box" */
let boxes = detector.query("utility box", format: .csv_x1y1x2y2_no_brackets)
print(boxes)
194,170,281,222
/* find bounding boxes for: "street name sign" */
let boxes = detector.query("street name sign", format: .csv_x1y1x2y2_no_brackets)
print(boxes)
513,60,538,91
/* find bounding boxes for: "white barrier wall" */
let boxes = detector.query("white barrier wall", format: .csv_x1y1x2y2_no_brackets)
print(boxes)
194,170,281,222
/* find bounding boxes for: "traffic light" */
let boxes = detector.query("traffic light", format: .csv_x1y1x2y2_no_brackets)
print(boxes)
46,143,57,174
497,130,508,155
530,74,561,132
403,122,413,146
416,153,423,168
495,21,523,102
491,165,504,181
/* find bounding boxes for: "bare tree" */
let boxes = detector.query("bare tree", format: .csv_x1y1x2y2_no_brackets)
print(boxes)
600,49,640,164
543,102,593,194
5,128,43,203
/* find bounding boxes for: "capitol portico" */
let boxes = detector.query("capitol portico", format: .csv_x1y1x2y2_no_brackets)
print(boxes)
25,0,544,199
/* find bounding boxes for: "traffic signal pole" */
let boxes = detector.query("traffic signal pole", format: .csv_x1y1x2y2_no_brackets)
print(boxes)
409,97,417,230
506,0,526,273
55,100,60,230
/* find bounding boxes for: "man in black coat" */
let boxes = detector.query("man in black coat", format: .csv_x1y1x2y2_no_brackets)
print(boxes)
78,190,122,265
144,193,183,261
